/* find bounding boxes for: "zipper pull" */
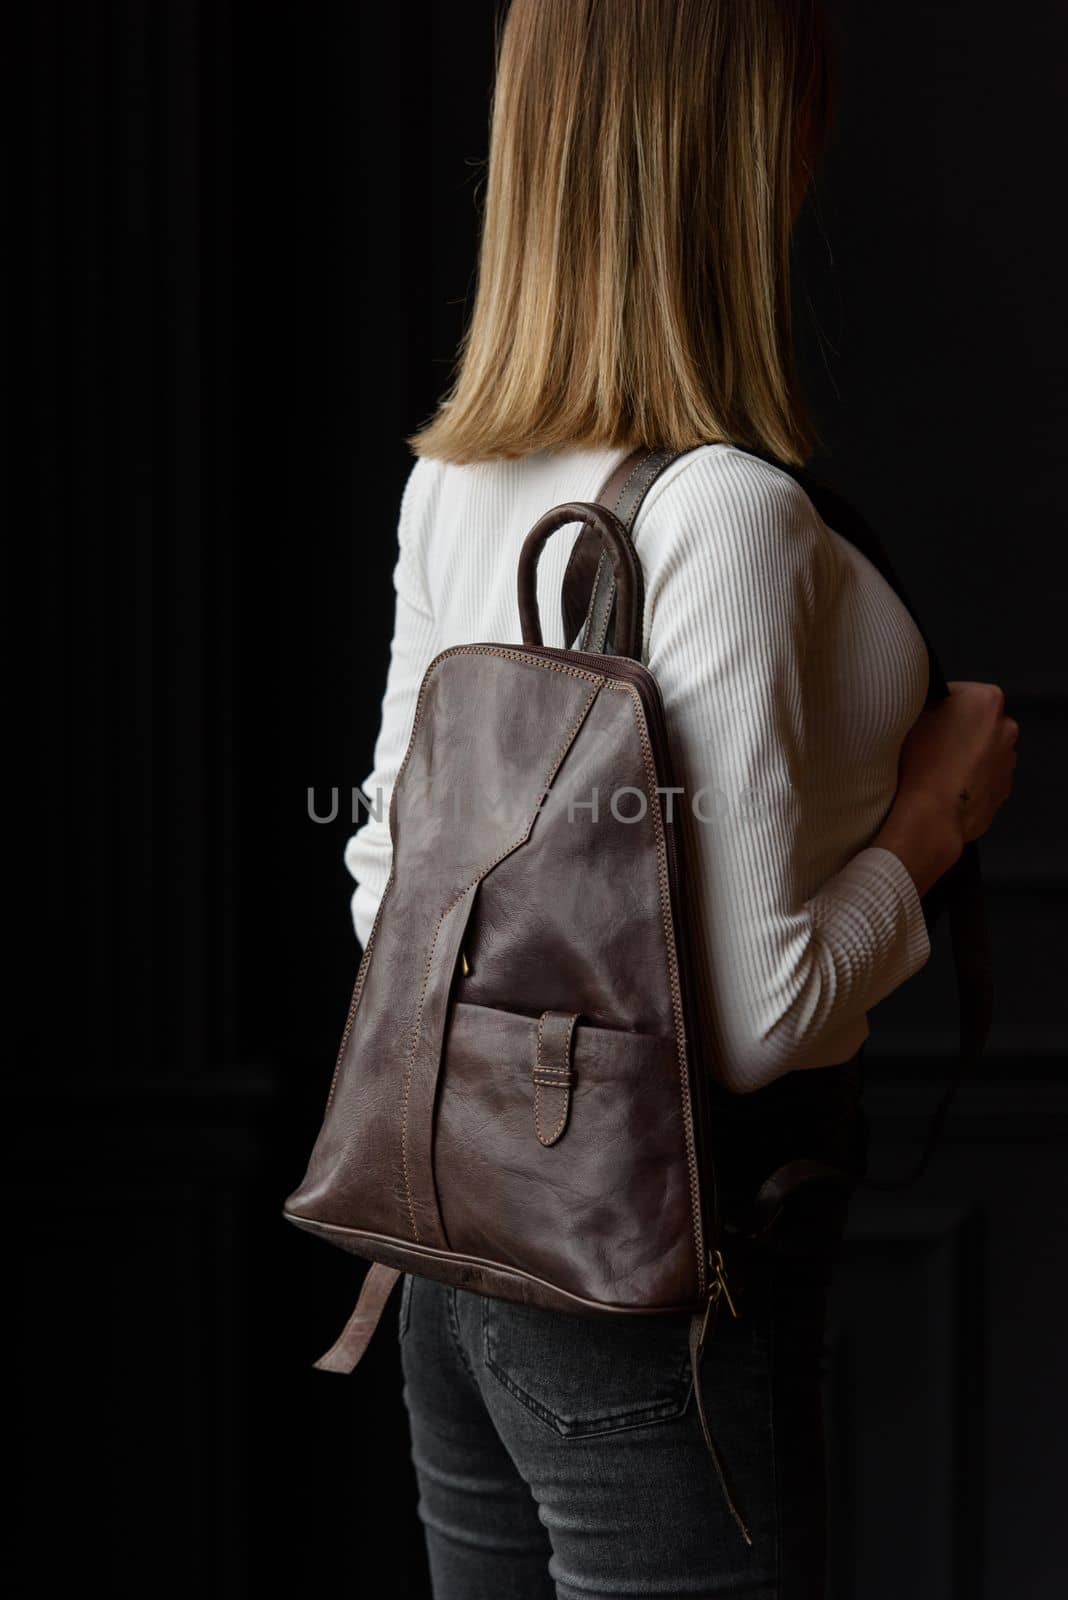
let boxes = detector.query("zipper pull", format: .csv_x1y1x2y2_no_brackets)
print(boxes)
710,1247,740,1320
697,1279,719,1350
696,1248,740,1354
690,1258,753,1548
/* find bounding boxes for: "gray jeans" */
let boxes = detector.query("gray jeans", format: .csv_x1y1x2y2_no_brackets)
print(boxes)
397,1203,850,1599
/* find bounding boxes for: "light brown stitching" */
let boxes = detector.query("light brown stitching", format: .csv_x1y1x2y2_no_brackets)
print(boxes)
534,1011,578,1146
317,637,704,1289
618,454,669,524
399,898,458,1240
585,450,680,652
399,685,603,1239
579,451,655,651
323,645,604,1114
614,449,661,516
447,643,604,683
579,549,610,650
598,679,705,1292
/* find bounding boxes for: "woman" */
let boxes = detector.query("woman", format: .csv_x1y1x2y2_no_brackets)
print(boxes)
344,2,1017,1594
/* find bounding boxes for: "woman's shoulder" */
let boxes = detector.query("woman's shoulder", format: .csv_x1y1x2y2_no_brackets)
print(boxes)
401,451,447,501
640,442,825,533
635,442,833,597
396,452,448,547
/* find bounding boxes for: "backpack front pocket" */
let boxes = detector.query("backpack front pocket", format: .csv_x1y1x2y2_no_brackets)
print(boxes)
432,999,699,1311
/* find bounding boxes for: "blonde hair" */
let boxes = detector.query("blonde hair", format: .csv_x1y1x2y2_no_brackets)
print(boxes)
408,0,833,467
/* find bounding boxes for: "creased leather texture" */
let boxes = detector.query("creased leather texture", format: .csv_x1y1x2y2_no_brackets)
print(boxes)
284,638,705,1314
434,1000,694,1303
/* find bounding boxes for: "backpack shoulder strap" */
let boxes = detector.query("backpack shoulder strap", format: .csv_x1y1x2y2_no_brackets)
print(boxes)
563,442,993,1192
560,446,705,652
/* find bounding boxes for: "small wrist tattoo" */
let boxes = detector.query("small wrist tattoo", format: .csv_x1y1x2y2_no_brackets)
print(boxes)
958,787,971,808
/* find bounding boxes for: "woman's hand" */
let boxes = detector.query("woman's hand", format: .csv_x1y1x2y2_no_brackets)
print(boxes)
899,681,1019,844
872,681,1019,897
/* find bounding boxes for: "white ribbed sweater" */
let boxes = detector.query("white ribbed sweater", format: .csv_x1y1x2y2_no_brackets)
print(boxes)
345,443,932,1094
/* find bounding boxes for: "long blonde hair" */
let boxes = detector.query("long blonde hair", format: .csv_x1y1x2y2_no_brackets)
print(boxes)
408,0,833,467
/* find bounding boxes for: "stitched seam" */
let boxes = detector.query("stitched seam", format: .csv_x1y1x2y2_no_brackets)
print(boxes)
399,684,603,1238
601,679,705,1292
482,1296,692,1433
489,1369,691,1436
592,566,618,652
580,550,609,650
447,643,605,683
579,451,652,652
399,898,458,1241
562,454,641,644
589,451,678,653
618,451,675,524
288,1220,700,1311
446,1283,480,1387
322,647,604,1113
534,1012,577,1145
613,450,660,517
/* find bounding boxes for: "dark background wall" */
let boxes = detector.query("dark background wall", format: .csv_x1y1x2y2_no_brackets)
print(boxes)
11,3,1066,1595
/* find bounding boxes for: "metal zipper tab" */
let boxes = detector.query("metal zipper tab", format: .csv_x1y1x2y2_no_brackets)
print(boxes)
689,1276,753,1546
710,1247,739,1320
699,1246,741,1348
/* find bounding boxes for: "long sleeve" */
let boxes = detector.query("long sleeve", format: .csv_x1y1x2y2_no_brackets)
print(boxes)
642,449,932,1094
344,457,440,950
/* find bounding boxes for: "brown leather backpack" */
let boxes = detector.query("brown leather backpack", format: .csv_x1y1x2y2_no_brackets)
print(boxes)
283,444,991,1546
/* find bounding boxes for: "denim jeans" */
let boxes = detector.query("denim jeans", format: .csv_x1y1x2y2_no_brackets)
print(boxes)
397,1200,853,1599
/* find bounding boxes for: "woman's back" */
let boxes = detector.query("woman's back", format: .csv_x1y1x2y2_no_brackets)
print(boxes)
346,442,932,1095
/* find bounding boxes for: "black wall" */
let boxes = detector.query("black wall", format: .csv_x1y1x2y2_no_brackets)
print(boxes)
12,3,1067,1595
